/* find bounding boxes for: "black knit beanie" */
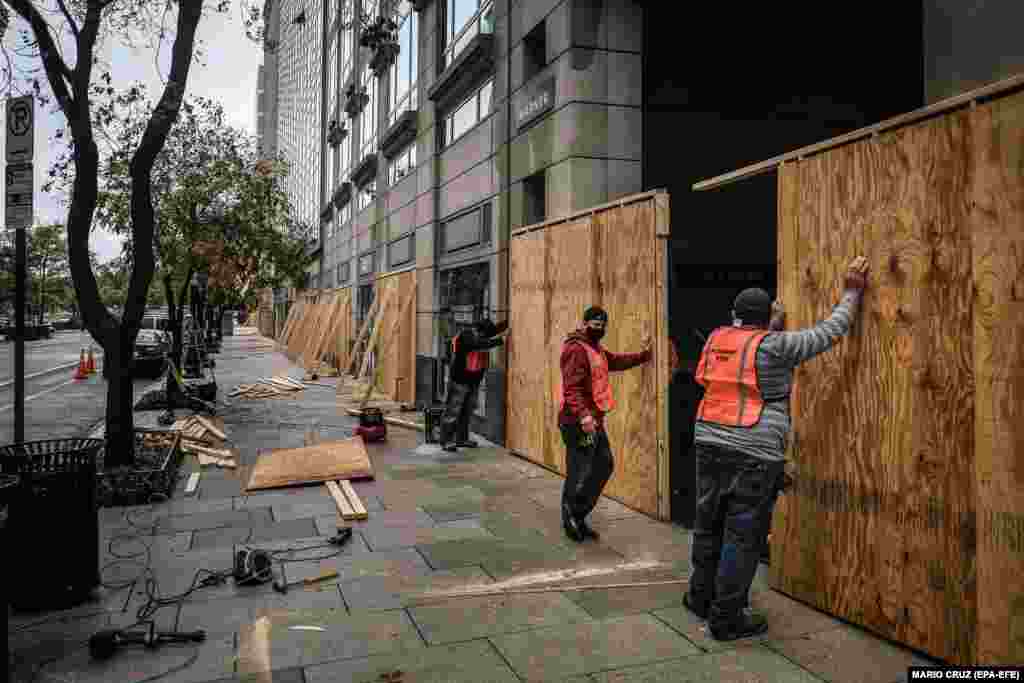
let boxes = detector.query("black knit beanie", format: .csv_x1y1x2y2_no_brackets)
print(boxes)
583,306,608,323
733,288,772,326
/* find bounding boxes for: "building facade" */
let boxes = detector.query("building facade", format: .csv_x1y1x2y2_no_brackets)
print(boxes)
259,0,643,445
257,0,1023,474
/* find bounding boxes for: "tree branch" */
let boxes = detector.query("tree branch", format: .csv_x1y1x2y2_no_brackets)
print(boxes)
126,0,203,329
55,0,80,42
6,0,75,111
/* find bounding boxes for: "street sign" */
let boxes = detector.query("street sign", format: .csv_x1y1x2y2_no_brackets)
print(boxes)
5,161,32,230
6,95,34,164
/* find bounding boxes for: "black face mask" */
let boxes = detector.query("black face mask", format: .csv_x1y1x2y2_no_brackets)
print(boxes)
586,328,605,343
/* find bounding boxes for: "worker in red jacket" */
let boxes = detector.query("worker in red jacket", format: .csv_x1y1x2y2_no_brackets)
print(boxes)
559,306,652,542
441,318,508,452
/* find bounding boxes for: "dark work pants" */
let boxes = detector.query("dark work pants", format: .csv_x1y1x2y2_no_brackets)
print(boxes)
688,444,783,627
560,422,614,523
441,379,479,445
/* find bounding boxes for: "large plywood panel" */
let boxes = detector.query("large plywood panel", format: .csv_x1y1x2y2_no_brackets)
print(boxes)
971,91,1024,665
507,191,670,519
770,100,1011,665
373,271,417,405
507,231,548,468
595,201,658,516
545,218,598,474
246,437,374,491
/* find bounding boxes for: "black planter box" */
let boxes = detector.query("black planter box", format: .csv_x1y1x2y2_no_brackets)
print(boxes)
97,429,183,508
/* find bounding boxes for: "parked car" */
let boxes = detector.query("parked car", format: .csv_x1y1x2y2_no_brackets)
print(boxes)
133,314,171,376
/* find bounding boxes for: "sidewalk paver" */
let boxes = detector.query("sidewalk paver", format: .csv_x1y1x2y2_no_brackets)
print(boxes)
7,330,947,683
491,612,700,680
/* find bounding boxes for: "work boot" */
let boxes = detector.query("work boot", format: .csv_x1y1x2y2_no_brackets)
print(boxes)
455,439,478,448
682,592,709,620
442,444,458,453
709,609,769,641
578,519,600,540
562,505,584,543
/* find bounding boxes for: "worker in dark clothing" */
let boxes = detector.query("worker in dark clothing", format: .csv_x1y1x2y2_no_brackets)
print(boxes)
683,256,870,641
441,318,508,452
559,306,652,542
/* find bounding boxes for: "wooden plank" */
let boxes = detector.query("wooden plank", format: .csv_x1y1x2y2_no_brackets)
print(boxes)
769,105,989,664
545,217,598,474
359,282,393,382
971,91,1024,666
768,161,803,601
245,437,375,491
654,193,671,520
325,480,357,519
692,72,1024,192
339,480,369,520
348,292,381,376
368,274,416,406
594,200,658,517
507,230,548,472
195,416,227,441
185,472,200,495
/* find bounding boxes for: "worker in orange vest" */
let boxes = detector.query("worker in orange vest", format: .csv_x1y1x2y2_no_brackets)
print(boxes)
559,306,652,543
441,317,509,452
684,256,870,642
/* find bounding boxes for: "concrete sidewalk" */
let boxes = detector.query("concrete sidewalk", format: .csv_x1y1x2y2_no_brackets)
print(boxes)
7,331,939,682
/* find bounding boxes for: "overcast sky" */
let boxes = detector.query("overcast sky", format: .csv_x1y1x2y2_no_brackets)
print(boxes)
1,3,263,263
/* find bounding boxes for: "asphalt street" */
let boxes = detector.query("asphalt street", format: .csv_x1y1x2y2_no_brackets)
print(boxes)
0,331,155,444
0,330,100,384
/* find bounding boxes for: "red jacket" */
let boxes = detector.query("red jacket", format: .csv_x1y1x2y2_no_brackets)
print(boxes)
558,329,651,429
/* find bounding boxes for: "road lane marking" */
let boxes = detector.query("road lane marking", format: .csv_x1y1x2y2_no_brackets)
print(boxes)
0,378,80,413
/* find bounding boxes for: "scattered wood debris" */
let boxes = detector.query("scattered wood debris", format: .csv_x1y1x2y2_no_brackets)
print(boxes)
326,480,368,520
229,375,309,400
167,416,238,468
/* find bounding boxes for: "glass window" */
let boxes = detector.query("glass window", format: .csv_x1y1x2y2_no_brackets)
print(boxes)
440,78,493,148
443,0,492,70
389,143,417,185
360,64,377,155
388,8,417,126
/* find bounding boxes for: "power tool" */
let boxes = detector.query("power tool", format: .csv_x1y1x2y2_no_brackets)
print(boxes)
353,407,387,442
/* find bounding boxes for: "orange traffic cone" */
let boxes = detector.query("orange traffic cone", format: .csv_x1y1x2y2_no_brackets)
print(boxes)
73,349,89,380
86,347,96,374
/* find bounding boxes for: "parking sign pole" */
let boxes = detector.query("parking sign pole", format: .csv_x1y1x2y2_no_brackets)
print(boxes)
14,222,24,444
8,95,35,444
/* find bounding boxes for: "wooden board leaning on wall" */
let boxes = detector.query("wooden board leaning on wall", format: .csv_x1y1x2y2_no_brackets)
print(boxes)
770,89,1024,665
507,190,671,520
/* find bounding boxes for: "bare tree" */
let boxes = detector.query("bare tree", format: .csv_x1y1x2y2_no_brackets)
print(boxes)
4,0,218,466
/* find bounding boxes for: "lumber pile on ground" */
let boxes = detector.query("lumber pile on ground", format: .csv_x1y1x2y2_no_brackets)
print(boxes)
229,375,307,400
167,416,237,468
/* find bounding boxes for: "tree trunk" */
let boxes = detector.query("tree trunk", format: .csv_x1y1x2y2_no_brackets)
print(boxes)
103,331,136,468
164,275,186,406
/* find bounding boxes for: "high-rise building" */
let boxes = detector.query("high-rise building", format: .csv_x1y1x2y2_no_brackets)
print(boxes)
260,0,1020,515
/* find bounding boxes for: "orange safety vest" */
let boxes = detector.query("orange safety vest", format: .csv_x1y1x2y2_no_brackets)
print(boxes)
452,333,490,373
558,340,616,414
695,327,770,427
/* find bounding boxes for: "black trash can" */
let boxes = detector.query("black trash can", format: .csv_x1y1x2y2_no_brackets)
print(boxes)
1,473,20,683
424,406,445,444
0,439,104,612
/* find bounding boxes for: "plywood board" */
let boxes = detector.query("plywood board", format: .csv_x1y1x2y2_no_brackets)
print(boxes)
245,437,375,491
768,93,1024,665
507,230,549,471
507,190,671,519
373,270,416,405
545,218,597,474
970,92,1024,665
